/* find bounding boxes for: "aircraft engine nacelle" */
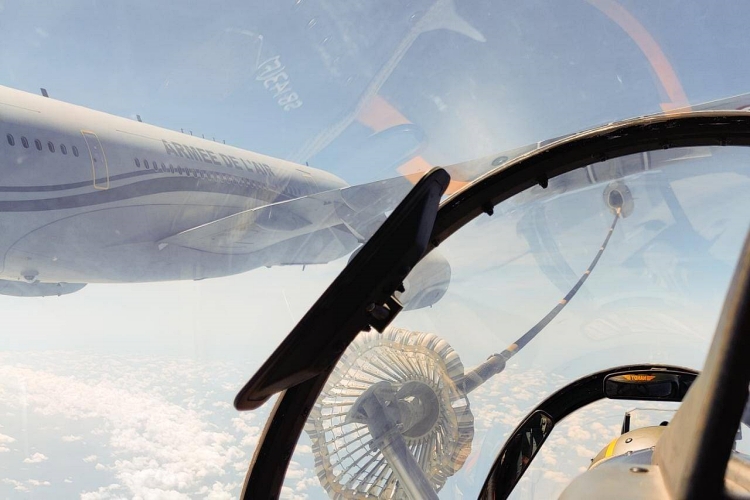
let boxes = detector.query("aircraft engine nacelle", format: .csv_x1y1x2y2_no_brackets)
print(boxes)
400,249,452,311
347,247,452,311
0,279,86,297
603,181,634,218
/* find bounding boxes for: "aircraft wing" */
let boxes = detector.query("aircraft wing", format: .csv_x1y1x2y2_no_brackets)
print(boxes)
682,92,750,112
159,176,414,255
442,93,750,183
161,94,750,258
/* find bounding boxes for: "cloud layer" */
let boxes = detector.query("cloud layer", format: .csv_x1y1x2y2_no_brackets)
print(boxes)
0,350,698,500
0,352,268,499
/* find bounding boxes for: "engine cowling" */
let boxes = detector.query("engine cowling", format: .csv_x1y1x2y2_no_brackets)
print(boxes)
400,249,452,311
347,246,452,311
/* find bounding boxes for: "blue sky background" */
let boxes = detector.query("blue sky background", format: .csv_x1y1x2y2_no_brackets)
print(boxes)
0,1,749,498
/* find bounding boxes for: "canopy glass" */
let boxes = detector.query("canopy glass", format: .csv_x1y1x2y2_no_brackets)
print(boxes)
0,1,748,498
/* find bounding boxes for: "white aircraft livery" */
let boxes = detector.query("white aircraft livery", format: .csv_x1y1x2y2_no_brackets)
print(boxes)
0,85,453,301
1,85,747,302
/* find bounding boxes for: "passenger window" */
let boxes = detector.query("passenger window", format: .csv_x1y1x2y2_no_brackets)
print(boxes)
21,137,29,148
60,144,67,155
72,146,79,157
144,159,150,169
35,139,42,150
6,134,14,146
135,158,140,168
47,141,55,153
169,164,175,173
177,166,183,175
152,161,158,170
161,163,166,172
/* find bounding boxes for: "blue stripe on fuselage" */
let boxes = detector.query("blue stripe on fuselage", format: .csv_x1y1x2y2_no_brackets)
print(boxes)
0,176,294,212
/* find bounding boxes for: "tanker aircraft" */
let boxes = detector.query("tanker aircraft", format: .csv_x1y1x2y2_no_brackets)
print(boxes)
0,86,747,308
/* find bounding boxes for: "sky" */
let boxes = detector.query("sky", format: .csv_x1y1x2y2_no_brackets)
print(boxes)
0,0,750,498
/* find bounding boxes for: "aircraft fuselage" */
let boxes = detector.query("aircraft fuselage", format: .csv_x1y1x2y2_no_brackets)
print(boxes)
0,86,348,288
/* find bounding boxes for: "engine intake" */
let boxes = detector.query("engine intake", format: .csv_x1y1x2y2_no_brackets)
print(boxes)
347,247,452,311
400,249,451,311
603,181,634,218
